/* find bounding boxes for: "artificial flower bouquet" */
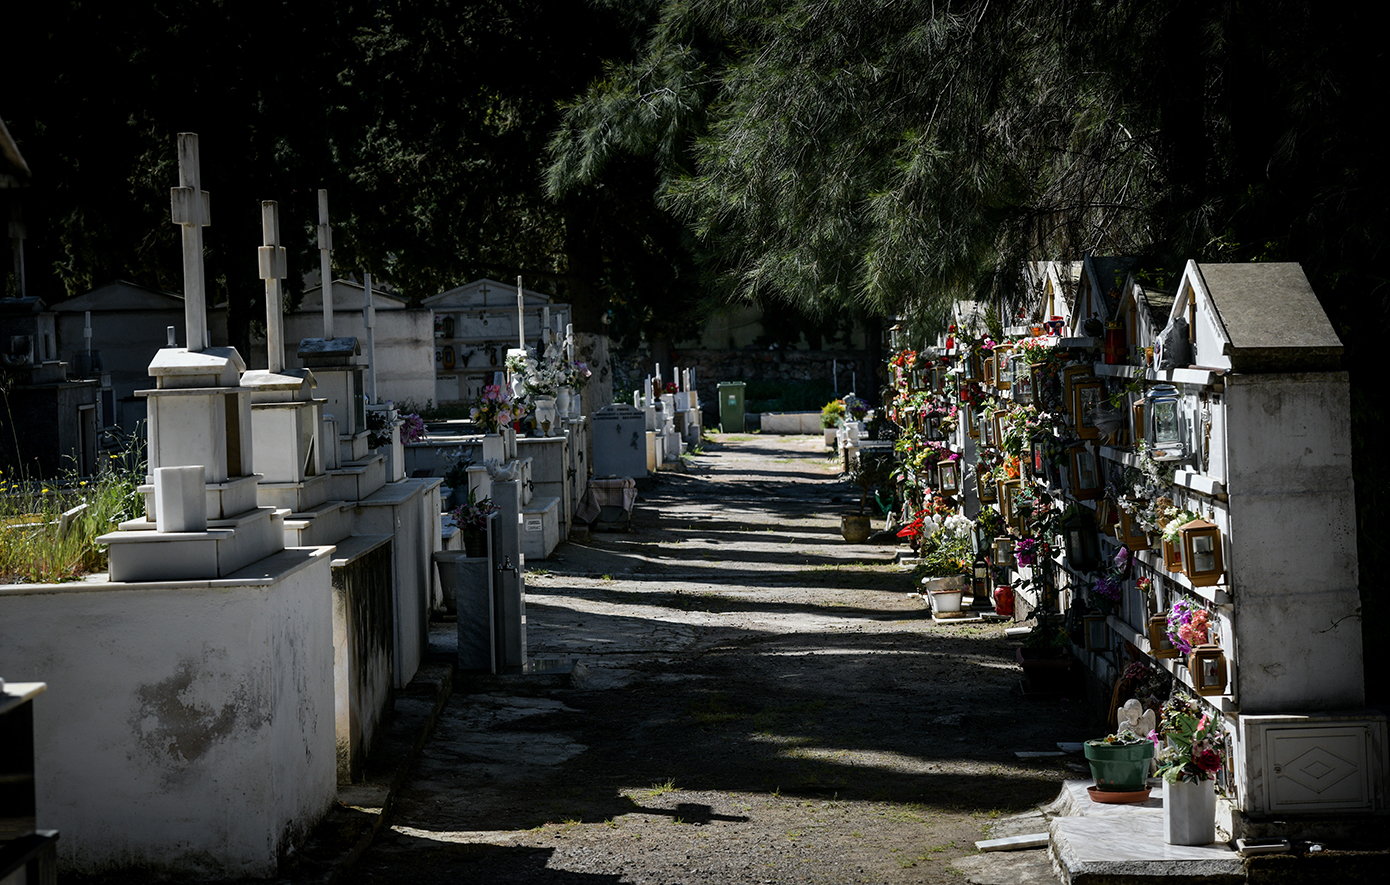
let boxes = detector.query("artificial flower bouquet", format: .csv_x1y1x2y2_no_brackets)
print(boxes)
1153,693,1227,783
471,384,526,433
451,489,500,533
1165,598,1210,655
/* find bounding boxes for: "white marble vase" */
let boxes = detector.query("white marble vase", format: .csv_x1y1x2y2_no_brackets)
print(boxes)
533,395,557,436
1163,777,1216,845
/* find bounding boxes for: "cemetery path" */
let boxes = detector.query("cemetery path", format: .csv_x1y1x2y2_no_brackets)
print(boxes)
339,433,1099,885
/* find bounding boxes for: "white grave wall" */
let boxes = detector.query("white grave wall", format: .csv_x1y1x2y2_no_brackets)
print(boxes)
0,548,337,876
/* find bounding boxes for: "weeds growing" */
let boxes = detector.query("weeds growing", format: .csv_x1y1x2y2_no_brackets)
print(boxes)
0,436,145,584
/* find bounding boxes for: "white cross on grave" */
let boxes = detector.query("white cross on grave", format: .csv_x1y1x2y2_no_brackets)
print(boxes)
259,200,289,374
318,189,334,339
170,132,211,351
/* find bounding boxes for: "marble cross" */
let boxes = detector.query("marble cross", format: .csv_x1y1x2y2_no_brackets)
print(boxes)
516,275,526,350
363,272,377,403
317,189,334,339
170,132,211,351
257,201,288,373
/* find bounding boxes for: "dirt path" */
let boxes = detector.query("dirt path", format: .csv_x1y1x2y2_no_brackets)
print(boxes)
343,433,1100,884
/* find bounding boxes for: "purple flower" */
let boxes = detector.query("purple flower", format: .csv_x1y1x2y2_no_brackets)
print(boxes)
1112,545,1130,569
1092,574,1122,601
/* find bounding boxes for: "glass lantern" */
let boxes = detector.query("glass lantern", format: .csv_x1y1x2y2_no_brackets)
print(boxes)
937,459,960,495
1118,508,1151,551
1179,518,1224,587
1061,509,1101,573
1061,365,1094,417
997,478,1021,525
1148,615,1180,658
1072,379,1104,440
1084,614,1109,652
1145,383,1186,461
1012,364,1033,404
1067,445,1104,500
971,551,993,611
977,472,997,504
1189,644,1228,695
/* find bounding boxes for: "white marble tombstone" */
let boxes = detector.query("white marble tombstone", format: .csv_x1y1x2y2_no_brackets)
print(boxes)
100,133,285,580
244,200,328,512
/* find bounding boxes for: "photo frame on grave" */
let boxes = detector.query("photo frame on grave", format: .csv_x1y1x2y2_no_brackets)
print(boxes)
1073,380,1105,439
1067,445,1103,500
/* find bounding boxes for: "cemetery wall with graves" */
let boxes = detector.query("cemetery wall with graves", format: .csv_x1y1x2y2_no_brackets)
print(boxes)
884,256,1386,838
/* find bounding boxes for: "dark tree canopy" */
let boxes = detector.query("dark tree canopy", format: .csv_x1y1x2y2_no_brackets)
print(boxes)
5,0,670,350
549,0,1390,330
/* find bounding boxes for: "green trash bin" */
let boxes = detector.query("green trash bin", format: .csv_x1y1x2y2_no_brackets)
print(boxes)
717,381,746,433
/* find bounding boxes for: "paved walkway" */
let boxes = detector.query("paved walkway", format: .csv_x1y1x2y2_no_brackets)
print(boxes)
327,433,1089,885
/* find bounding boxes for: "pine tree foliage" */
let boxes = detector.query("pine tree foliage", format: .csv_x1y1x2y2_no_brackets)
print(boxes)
550,0,1387,333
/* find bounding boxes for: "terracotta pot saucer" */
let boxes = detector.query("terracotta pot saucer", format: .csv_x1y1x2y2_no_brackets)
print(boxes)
1087,785,1151,804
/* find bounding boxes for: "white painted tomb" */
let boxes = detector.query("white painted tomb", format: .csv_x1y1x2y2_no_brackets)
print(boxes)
1,133,337,875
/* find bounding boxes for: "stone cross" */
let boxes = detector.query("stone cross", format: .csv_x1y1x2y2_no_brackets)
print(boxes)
363,272,377,403
170,132,211,351
317,189,334,339
257,201,288,373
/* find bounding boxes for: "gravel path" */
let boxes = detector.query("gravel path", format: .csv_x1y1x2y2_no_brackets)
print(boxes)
342,433,1099,884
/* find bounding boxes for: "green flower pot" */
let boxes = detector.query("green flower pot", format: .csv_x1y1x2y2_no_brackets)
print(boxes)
1084,740,1154,792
